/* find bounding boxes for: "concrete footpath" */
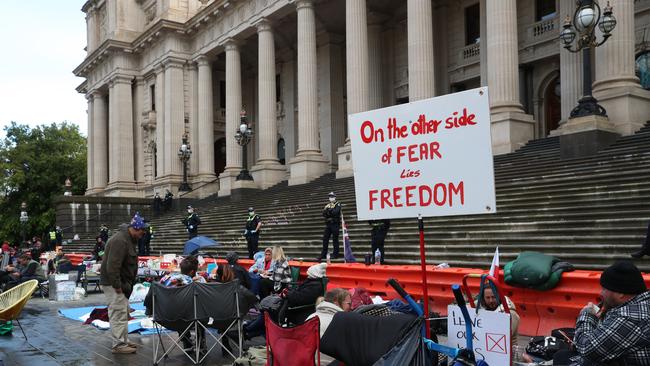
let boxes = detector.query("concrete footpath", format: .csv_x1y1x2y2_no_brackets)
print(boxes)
0,293,260,366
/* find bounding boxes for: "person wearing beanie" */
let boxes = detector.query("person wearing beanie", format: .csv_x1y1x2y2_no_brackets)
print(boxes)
555,260,650,365
99,212,149,354
226,251,251,289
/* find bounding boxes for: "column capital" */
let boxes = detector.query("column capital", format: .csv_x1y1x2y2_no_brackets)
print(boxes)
109,74,133,85
254,18,273,33
195,55,211,67
134,76,145,86
296,0,314,11
90,89,104,98
223,38,240,51
162,57,186,69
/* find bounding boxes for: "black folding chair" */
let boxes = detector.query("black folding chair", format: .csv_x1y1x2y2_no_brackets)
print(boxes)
151,280,250,365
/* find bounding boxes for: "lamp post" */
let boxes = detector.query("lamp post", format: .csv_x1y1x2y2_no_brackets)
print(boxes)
64,177,72,196
19,202,28,245
234,109,254,181
559,0,617,118
178,134,192,191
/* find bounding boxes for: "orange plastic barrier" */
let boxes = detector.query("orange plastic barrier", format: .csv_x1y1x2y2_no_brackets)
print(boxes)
130,257,650,336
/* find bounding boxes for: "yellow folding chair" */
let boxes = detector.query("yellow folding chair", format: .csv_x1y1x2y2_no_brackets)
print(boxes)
0,279,38,340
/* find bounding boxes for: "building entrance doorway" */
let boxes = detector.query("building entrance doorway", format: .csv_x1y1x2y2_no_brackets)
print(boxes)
544,77,561,136
214,138,226,176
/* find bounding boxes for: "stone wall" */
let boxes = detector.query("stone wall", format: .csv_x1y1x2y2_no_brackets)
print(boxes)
54,195,153,240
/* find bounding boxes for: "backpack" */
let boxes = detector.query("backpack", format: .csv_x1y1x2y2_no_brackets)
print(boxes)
526,336,570,360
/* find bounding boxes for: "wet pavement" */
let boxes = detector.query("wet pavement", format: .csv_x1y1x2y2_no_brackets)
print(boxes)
0,293,262,366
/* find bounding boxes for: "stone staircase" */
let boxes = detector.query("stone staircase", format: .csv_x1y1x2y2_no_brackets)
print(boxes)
65,122,650,271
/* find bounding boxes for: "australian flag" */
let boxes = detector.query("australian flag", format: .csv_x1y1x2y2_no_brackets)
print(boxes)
341,212,356,263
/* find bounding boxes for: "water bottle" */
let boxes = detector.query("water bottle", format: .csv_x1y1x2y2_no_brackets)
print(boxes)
326,253,331,263
374,249,381,265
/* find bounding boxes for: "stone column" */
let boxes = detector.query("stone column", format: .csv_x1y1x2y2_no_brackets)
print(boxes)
480,0,488,86
163,59,185,180
107,74,136,194
288,0,329,186
336,0,369,179
593,0,650,135
92,91,108,192
558,0,583,125
196,56,216,182
155,67,165,181
86,95,94,193
251,19,286,189
368,21,383,110
486,0,534,154
408,0,435,101
133,77,145,184
188,62,199,178
218,40,245,196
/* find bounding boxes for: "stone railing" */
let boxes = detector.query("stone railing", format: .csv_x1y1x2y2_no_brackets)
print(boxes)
457,42,480,67
524,15,559,46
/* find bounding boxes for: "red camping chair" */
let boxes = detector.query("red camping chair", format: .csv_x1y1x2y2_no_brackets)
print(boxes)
265,312,320,366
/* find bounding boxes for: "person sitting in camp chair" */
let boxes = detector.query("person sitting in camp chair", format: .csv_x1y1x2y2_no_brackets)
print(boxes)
2,253,46,291
244,263,327,339
307,288,352,365
144,256,206,353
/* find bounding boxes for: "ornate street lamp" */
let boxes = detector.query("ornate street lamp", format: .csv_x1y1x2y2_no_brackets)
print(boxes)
177,134,192,191
64,177,72,196
560,0,617,118
234,109,254,181
19,202,28,244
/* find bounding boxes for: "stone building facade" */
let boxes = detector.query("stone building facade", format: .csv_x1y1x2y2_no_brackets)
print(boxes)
74,0,650,198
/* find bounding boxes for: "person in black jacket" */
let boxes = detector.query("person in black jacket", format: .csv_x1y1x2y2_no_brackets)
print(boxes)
244,263,327,339
226,251,251,290
163,189,174,211
244,207,262,259
153,192,162,216
369,219,390,264
319,192,342,261
182,206,201,239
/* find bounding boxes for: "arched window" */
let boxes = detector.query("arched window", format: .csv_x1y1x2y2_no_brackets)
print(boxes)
277,138,286,165
636,52,650,90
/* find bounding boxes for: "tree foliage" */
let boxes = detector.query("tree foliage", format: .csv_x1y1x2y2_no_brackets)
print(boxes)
0,122,87,243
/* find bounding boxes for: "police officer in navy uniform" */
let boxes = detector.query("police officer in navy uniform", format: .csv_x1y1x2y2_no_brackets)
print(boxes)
319,192,342,261
244,207,262,259
369,219,390,264
182,205,201,239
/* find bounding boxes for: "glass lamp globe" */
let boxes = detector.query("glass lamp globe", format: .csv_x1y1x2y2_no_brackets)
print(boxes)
239,123,247,134
599,5,616,34
560,25,576,46
575,6,597,33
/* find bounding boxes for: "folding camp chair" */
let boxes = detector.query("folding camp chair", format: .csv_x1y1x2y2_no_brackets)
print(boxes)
265,312,320,366
0,279,38,340
151,280,248,365
277,277,329,326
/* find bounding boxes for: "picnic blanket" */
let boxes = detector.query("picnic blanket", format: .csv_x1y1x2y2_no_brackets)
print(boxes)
58,302,163,334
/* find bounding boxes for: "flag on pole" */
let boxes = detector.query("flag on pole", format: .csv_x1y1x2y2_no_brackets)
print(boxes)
488,246,499,277
341,212,356,263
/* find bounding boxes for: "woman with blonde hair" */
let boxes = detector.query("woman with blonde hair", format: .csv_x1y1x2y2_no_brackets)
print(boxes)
270,246,291,293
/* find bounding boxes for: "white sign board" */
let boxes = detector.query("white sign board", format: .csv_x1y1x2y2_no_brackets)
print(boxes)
447,305,511,366
348,87,495,220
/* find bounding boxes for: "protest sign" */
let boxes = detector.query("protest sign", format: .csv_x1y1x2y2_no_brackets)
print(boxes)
447,304,511,365
348,87,495,220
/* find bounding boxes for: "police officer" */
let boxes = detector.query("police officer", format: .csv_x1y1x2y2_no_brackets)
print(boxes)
153,192,162,216
163,189,174,212
244,207,262,259
369,219,390,264
319,192,342,261
182,205,201,239
99,224,109,243
138,221,153,256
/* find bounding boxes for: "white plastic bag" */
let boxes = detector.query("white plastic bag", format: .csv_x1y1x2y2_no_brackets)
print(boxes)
74,286,86,300
129,283,150,303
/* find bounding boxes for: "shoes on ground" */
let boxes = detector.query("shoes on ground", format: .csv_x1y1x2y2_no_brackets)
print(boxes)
111,344,137,354
631,248,649,258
